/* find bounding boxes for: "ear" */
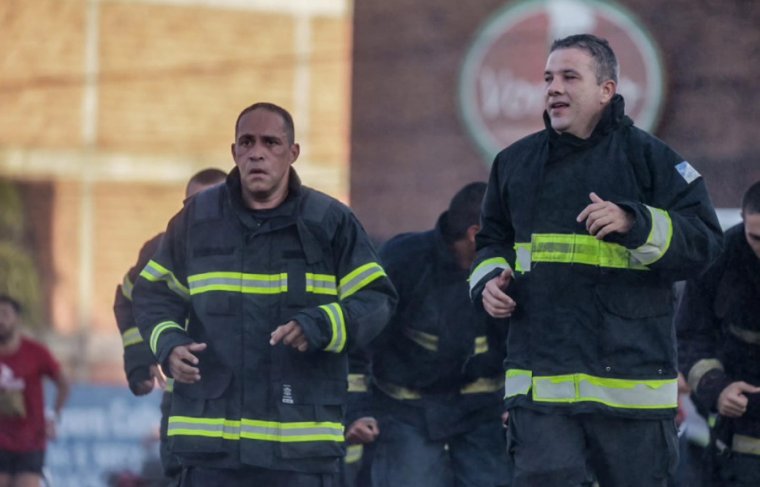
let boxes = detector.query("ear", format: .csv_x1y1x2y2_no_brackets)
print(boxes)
230,143,236,160
600,79,616,104
290,143,300,164
466,224,480,244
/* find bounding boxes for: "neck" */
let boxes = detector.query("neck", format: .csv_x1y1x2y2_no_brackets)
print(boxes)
245,189,289,210
451,239,475,271
0,331,20,355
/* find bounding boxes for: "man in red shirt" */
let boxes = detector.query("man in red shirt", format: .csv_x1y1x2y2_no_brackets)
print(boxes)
0,295,69,487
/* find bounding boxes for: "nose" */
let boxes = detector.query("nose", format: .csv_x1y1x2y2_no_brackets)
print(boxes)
247,143,264,160
546,77,562,96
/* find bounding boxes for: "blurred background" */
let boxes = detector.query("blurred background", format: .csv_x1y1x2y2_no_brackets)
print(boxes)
1,0,758,484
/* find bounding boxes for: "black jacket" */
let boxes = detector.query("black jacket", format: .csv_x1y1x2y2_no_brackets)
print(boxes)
470,95,723,419
132,168,397,472
677,223,760,436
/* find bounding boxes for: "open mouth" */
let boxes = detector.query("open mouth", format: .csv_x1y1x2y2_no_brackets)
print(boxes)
549,101,569,111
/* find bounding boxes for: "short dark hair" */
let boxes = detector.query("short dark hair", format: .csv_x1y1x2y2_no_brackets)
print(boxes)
444,182,487,241
742,181,760,214
234,102,295,144
550,34,618,84
186,168,226,193
0,294,21,314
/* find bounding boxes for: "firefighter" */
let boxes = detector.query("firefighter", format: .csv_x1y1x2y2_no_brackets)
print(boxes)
345,182,511,487
469,34,722,486
113,167,227,480
677,180,760,486
132,102,397,487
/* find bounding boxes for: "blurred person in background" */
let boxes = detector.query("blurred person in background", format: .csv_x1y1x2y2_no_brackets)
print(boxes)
133,102,397,486
113,167,227,485
470,34,722,486
346,182,511,487
0,295,69,487
677,180,760,486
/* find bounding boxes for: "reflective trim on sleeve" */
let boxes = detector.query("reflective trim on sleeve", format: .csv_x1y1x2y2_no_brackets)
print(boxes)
345,444,364,464
469,257,510,295
140,260,190,300
149,321,185,355
459,376,503,395
320,303,346,353
532,373,678,409
347,374,368,393
687,358,724,394
728,324,760,346
121,274,134,301
188,272,287,295
629,206,673,266
338,263,387,300
305,273,338,296
504,369,533,398
474,336,488,355
167,416,345,443
402,327,438,352
121,327,143,347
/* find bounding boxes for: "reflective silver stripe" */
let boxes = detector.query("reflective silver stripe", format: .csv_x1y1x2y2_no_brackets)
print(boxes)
629,206,673,266
149,321,185,355
732,434,760,456
140,260,190,300
121,327,143,347
515,243,532,272
339,263,386,300
320,303,346,353
121,274,134,300
504,369,532,398
188,272,287,295
348,374,368,393
305,273,337,295
403,327,438,352
469,257,509,296
728,323,760,346
687,358,724,394
532,374,678,409
474,336,488,355
167,416,344,442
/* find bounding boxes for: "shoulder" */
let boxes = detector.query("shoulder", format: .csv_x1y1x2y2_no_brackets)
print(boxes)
495,130,546,160
379,230,434,269
20,336,53,358
300,186,356,228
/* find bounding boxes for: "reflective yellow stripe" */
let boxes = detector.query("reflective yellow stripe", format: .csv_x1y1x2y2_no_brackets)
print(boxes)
630,206,673,265
505,369,533,398
474,336,488,355
531,373,677,409
345,444,364,464
188,272,287,295
339,263,386,300
687,358,724,394
459,376,503,394
149,321,184,355
305,273,338,296
320,303,346,353
121,274,134,301
376,377,502,400
528,234,648,270
121,327,143,347
403,327,438,352
732,434,760,456
167,416,344,443
469,257,509,294
140,260,190,300
165,378,174,393
348,374,368,393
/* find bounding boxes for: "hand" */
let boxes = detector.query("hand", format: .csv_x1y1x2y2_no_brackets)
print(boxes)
482,269,516,318
270,320,309,352
131,364,167,396
576,192,634,239
501,410,510,428
345,417,380,444
718,381,760,417
168,342,207,384
150,364,168,390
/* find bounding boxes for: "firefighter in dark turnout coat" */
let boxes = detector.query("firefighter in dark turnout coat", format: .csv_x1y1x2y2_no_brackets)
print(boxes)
469,35,722,486
132,103,397,487
677,181,760,486
346,182,511,487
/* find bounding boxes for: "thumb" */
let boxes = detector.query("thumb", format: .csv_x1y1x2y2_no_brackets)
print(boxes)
498,268,513,289
187,342,207,352
738,382,760,394
589,192,604,204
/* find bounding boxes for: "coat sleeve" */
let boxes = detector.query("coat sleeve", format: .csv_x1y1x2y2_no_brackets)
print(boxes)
610,134,723,281
675,256,731,413
113,234,163,389
132,211,194,373
469,155,515,303
291,208,398,354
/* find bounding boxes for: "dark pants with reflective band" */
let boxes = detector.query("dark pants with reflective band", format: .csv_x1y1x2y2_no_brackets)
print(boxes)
507,407,678,487
179,466,339,487
370,414,512,487
0,450,45,475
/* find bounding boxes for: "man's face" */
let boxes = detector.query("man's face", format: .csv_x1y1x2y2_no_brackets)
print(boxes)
231,108,300,209
0,302,19,343
544,47,615,139
744,212,760,259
